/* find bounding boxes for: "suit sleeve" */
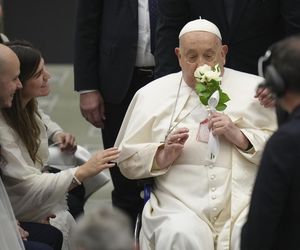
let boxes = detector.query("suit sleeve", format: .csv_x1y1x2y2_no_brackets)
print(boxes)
240,131,295,250
74,0,102,91
154,0,189,78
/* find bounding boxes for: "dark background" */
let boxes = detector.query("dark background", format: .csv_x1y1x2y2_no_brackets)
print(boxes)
3,0,76,63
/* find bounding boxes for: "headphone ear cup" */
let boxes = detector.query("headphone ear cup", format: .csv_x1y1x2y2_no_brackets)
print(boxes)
264,65,286,98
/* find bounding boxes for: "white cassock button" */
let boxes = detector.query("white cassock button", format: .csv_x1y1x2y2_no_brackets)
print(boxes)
213,207,217,212
210,175,215,180
211,187,216,192
212,195,216,200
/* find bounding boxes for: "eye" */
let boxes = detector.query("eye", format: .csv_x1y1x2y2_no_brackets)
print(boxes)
34,69,44,79
204,53,214,61
186,54,198,63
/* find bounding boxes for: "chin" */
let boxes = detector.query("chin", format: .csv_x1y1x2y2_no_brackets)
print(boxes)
40,90,50,97
3,100,12,108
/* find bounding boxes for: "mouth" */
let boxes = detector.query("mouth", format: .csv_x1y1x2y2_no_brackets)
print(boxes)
41,83,49,88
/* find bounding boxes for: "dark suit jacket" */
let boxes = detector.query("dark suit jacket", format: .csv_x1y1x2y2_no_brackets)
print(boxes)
241,106,300,250
155,0,300,77
74,0,139,104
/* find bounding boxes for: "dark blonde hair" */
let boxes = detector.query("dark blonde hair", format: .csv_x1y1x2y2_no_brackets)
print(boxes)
2,41,43,165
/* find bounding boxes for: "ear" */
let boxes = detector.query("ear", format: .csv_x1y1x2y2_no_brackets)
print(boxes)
175,47,180,58
175,47,183,67
221,45,228,65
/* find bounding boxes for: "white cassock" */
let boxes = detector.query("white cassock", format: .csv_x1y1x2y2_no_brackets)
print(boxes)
115,68,277,250
0,109,76,250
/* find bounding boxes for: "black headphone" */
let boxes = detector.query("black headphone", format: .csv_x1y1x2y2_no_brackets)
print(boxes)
258,49,286,98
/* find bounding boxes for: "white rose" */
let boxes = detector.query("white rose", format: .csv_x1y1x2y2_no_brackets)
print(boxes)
198,64,211,74
194,64,212,82
203,70,222,82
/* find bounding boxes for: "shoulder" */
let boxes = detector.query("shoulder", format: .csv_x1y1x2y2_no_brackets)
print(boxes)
224,68,263,85
135,72,182,99
222,67,263,97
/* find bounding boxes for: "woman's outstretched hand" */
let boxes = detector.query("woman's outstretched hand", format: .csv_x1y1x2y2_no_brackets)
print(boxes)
75,147,120,182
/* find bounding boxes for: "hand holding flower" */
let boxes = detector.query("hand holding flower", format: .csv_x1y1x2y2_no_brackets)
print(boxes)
208,112,251,150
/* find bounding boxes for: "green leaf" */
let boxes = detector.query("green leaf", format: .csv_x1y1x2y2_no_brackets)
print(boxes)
220,92,230,103
200,95,208,105
216,103,227,111
209,79,219,86
195,83,206,94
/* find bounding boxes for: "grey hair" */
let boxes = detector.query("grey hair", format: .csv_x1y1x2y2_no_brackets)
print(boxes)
71,205,133,250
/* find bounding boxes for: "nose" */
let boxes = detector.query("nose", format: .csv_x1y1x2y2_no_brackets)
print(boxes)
16,78,22,89
44,69,51,80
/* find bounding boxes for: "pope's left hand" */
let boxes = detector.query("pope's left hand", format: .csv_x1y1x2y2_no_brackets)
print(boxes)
208,112,250,150
53,132,77,153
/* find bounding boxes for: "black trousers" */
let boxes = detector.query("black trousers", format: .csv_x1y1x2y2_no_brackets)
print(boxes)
102,67,154,228
20,222,63,250
23,240,53,250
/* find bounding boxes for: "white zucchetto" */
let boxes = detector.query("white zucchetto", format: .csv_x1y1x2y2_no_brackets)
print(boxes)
179,19,222,40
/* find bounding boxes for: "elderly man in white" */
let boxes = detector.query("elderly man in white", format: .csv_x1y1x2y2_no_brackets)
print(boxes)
115,19,276,250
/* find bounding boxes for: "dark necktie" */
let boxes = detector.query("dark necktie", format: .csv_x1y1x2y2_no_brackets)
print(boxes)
148,0,158,54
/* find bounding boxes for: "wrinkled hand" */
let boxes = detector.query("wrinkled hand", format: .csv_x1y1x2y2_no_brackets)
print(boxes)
255,86,276,108
80,91,105,128
53,132,77,153
155,128,189,169
75,147,120,181
208,112,250,150
17,221,29,240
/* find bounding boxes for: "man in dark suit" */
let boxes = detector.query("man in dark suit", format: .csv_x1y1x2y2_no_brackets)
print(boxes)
74,0,156,227
154,0,300,124
241,35,300,250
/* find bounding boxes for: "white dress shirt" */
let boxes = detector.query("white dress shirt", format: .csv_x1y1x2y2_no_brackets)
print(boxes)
135,0,155,67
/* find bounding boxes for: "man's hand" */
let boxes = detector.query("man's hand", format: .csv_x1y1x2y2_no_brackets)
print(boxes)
155,128,189,169
209,113,250,150
255,86,275,108
80,91,105,128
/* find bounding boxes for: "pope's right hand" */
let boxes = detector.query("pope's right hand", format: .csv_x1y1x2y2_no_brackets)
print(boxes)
80,91,105,128
155,128,189,169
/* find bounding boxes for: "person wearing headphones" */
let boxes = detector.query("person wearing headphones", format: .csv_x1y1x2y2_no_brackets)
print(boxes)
241,35,300,250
